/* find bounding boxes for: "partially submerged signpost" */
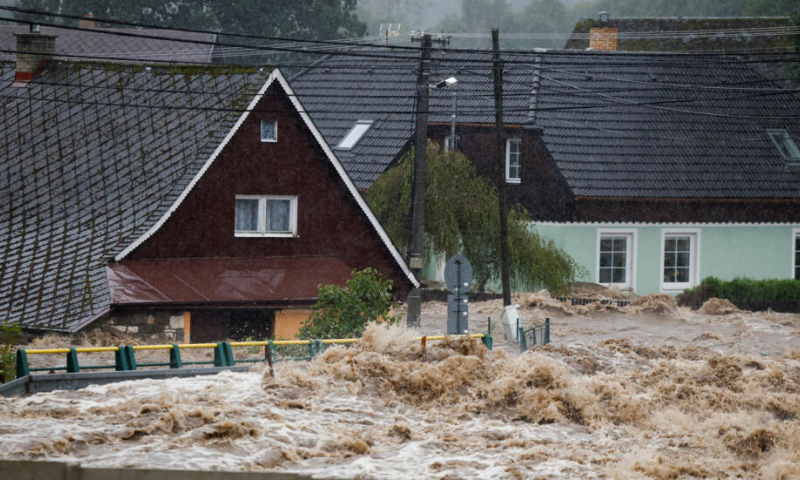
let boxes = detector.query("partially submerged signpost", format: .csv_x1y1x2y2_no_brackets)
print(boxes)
445,254,472,334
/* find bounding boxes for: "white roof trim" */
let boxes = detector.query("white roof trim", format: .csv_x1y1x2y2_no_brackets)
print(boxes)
115,69,419,288
532,221,800,227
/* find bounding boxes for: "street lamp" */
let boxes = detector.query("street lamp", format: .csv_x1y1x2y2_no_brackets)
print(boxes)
429,77,460,152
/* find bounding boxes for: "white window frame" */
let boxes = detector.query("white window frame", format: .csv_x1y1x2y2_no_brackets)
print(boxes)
336,120,373,150
260,120,278,143
444,135,460,152
505,138,521,184
596,229,636,290
234,195,298,238
660,228,700,292
767,128,800,161
792,228,800,280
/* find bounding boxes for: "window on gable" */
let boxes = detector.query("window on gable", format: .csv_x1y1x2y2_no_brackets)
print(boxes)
337,120,373,150
506,138,521,183
261,121,277,142
235,195,297,237
444,135,460,152
767,129,800,162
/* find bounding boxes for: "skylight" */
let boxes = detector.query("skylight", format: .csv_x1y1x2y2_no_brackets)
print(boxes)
767,129,800,161
337,121,373,150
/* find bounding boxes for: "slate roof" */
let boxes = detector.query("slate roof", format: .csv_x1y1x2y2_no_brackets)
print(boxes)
0,26,217,63
0,60,267,331
290,48,800,197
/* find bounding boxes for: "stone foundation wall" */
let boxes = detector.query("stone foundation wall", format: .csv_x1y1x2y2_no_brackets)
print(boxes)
98,309,187,342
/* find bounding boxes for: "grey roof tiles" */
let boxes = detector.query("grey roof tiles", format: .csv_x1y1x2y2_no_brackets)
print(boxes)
0,60,267,331
291,48,800,196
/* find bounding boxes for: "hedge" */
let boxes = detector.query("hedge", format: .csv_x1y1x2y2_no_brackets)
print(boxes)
677,277,800,313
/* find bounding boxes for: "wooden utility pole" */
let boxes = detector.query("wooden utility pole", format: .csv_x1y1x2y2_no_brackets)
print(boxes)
492,28,512,307
406,32,432,325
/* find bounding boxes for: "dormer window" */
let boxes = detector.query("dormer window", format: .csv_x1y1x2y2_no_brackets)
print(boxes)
261,121,277,142
767,129,800,162
337,120,372,150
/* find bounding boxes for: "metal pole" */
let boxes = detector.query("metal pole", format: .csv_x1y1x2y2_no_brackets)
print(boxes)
450,92,457,151
492,28,512,307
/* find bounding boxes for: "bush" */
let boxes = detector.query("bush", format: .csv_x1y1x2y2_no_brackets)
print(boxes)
678,277,800,312
298,268,398,339
0,320,23,384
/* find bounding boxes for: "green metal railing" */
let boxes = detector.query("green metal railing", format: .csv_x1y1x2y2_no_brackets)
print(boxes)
518,318,550,353
16,324,493,378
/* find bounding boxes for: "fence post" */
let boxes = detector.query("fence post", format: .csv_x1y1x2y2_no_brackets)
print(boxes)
223,342,235,366
268,340,276,363
169,344,182,369
532,326,537,346
16,349,29,378
518,327,527,353
125,346,138,370
544,317,550,345
516,317,520,342
115,346,130,371
66,347,80,373
481,317,493,350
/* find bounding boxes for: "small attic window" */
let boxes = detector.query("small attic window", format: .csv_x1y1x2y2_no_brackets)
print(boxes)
261,121,277,143
767,129,800,161
337,121,373,150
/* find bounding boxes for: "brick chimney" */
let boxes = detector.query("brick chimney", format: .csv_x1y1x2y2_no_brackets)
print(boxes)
589,27,618,51
13,24,56,87
78,13,96,29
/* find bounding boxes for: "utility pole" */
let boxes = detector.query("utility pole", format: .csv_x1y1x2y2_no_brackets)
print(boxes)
492,28,512,307
406,32,432,326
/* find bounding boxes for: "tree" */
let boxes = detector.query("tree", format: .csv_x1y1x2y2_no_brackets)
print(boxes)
16,0,367,64
298,268,398,339
366,141,586,294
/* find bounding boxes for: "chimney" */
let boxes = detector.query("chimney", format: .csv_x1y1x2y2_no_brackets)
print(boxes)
78,13,96,29
13,24,56,87
589,27,617,51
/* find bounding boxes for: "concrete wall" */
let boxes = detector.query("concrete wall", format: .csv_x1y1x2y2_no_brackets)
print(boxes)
97,309,187,342
532,222,800,295
274,309,311,339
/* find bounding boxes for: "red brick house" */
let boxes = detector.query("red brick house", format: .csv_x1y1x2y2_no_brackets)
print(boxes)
0,31,417,342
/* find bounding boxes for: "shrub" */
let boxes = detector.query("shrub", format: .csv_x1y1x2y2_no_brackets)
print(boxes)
298,268,398,339
678,277,800,312
0,320,23,384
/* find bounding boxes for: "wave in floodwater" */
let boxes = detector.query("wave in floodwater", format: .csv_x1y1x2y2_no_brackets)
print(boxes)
1,323,799,479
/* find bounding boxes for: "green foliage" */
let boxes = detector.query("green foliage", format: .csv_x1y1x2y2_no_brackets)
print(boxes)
0,320,23,384
678,276,800,312
16,0,367,64
298,268,397,339
366,141,586,294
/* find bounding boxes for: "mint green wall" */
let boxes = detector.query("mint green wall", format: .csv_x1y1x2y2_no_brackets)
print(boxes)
531,223,799,295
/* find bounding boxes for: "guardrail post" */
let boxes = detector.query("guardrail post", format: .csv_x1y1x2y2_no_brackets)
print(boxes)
314,340,324,358
169,344,182,369
115,346,131,371
268,340,276,363
223,342,235,366
125,345,137,370
544,317,550,345
66,347,80,373
518,327,527,353
16,349,29,378
481,317,493,350
214,342,229,367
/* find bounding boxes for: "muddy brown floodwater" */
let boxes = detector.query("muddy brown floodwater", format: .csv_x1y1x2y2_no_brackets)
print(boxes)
1,295,799,479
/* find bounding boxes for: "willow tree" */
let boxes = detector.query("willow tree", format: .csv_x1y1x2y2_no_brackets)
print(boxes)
366,141,585,294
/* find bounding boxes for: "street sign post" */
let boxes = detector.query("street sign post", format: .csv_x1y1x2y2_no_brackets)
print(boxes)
445,255,473,334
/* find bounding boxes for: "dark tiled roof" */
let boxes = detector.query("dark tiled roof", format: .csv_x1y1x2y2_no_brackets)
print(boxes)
291,49,800,196
0,61,267,331
564,17,793,52
0,26,216,63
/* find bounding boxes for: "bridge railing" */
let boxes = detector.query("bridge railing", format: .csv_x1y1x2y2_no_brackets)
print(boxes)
518,318,550,353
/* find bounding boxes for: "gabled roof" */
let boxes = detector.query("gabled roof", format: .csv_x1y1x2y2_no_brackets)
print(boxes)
0,26,217,63
0,62,417,332
290,48,800,197
0,60,265,331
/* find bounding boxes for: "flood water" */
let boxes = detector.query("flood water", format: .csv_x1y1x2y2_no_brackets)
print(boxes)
1,322,799,479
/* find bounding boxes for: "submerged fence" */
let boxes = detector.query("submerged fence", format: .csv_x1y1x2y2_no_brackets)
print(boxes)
16,330,493,379
518,318,550,353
